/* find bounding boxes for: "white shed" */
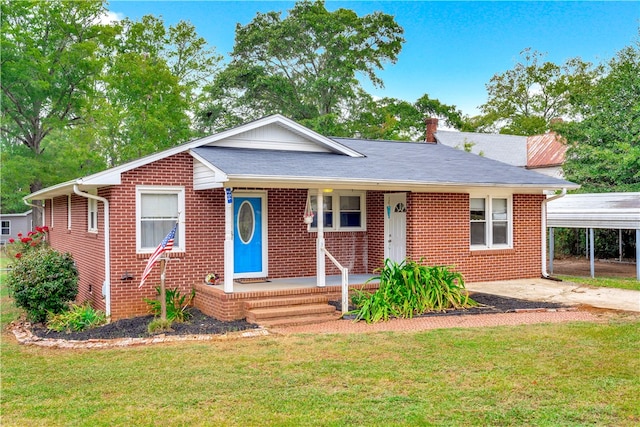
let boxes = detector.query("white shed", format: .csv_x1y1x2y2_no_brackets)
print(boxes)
547,193,640,280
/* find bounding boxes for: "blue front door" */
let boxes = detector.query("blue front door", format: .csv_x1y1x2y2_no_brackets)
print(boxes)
234,196,264,275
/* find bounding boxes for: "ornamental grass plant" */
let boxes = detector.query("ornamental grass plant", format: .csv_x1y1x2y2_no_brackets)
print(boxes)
46,303,107,333
351,258,477,323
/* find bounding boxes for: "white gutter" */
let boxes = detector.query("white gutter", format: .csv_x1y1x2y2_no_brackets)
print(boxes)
542,188,567,278
23,199,45,226
73,185,111,317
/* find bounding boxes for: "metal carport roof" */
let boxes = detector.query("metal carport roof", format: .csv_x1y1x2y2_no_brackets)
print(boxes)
546,193,640,280
547,192,640,229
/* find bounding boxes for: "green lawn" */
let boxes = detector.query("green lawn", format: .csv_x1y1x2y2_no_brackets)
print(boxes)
559,275,640,291
2,259,639,426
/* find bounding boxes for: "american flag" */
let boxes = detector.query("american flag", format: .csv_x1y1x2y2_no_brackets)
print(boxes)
139,222,177,288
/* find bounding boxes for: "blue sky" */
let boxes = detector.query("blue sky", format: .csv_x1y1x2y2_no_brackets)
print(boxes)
108,1,639,116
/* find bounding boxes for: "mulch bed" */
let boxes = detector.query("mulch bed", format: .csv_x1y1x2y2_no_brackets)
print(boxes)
30,308,259,341
29,292,568,341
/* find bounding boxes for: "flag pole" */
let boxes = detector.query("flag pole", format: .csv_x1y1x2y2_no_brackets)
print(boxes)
160,256,168,321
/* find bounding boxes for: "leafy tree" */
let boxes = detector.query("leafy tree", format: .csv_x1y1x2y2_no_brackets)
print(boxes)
480,48,600,135
556,39,640,192
414,94,470,131
338,92,470,141
0,0,112,218
91,51,191,166
86,15,220,166
1,6,220,211
199,0,404,131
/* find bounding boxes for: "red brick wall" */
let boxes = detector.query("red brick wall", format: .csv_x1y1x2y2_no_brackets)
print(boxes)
48,194,106,312
406,193,544,282
366,191,386,271
107,153,226,320
45,150,544,320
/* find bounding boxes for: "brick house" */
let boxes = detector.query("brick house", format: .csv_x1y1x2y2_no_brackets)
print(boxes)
25,115,578,322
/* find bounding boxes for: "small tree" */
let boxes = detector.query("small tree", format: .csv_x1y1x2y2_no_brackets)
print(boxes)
7,248,78,323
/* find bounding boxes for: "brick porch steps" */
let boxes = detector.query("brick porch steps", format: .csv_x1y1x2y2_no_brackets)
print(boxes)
244,295,341,327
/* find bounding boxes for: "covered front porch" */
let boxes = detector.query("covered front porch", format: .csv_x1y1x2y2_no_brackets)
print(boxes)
193,274,380,325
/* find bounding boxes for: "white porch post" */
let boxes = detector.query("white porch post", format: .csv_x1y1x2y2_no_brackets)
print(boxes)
316,189,325,287
224,188,234,293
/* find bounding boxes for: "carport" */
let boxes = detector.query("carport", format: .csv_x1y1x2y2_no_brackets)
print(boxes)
546,192,640,280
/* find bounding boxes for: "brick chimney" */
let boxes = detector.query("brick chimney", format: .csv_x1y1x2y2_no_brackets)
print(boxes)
425,117,438,143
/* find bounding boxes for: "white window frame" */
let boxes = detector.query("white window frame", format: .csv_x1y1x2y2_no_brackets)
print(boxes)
87,190,98,233
67,195,72,230
49,199,53,228
1,220,10,236
469,194,512,250
136,186,185,253
307,190,367,232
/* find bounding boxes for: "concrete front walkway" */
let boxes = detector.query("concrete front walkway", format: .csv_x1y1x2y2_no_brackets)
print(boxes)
466,278,640,313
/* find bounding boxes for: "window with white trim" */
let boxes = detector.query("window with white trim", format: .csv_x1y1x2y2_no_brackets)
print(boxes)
136,186,185,253
1,220,10,235
87,190,98,233
308,191,366,231
470,195,511,249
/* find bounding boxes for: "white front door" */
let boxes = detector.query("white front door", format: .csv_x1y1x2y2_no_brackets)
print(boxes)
384,193,407,263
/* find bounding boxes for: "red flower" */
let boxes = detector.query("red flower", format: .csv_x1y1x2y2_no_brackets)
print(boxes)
8,238,14,243
28,231,36,237
20,237,32,243
35,226,43,233
17,233,22,237
30,242,38,247
15,253,22,259
42,226,49,232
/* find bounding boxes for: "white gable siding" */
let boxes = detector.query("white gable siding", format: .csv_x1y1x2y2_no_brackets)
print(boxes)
193,157,226,190
208,123,332,153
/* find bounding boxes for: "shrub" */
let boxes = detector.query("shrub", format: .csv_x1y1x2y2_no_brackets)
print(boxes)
46,303,107,332
145,286,195,322
351,258,477,323
4,226,49,261
6,248,79,323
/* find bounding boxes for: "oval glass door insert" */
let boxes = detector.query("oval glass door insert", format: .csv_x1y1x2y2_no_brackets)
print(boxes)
237,201,255,244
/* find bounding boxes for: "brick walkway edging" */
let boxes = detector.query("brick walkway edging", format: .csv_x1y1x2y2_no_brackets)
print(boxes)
9,321,270,350
9,309,602,349
271,310,602,335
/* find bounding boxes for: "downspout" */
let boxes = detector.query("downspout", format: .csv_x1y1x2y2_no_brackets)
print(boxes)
541,188,567,278
73,185,111,317
23,199,45,227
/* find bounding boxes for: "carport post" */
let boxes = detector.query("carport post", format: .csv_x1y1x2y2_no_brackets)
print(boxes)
589,228,595,278
549,227,555,274
636,229,640,281
585,229,589,259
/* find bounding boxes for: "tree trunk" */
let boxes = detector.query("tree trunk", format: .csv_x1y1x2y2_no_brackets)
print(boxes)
29,181,44,227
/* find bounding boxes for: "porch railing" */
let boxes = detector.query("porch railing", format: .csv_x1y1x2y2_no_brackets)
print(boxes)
322,248,349,315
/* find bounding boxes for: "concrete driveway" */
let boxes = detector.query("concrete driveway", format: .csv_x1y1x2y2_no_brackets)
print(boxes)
467,278,640,313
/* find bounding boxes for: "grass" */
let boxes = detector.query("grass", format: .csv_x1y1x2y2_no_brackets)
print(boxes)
2,256,640,426
558,275,640,291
